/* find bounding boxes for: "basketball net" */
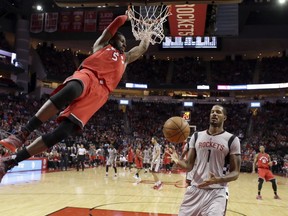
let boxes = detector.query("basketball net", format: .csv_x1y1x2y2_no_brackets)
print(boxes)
127,4,172,45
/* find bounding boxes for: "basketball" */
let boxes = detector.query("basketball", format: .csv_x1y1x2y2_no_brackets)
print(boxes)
163,116,190,143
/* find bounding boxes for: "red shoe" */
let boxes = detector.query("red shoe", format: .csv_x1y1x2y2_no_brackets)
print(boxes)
274,195,280,199
256,195,262,200
0,155,18,183
0,131,27,152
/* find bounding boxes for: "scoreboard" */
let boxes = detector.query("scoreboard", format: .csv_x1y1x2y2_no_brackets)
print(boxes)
161,36,219,49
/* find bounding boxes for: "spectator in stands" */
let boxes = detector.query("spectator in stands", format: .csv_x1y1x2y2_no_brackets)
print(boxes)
0,11,152,182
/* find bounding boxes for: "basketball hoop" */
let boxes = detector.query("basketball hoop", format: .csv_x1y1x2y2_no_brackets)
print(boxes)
127,4,171,45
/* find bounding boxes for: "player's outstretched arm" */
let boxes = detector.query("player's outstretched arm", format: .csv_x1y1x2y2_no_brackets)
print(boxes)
125,33,151,64
253,153,258,173
93,14,128,53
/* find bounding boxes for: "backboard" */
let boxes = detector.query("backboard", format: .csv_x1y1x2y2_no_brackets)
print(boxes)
54,0,243,8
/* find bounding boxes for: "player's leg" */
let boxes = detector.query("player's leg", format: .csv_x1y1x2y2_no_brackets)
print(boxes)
270,179,280,199
151,170,159,182
0,119,80,182
257,178,264,199
178,186,202,216
81,156,85,171
106,160,110,176
165,160,171,173
0,80,83,153
206,188,228,216
135,168,142,178
134,161,143,183
143,162,148,173
76,156,80,171
129,162,133,171
256,168,266,199
151,172,162,189
150,163,157,188
151,161,162,189
266,169,280,200
113,162,117,177
134,159,141,179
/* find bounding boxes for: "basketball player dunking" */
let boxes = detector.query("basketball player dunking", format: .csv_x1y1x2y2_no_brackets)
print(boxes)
0,11,152,181
170,105,241,216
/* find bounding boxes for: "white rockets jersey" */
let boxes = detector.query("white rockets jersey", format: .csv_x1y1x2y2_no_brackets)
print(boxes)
108,148,117,161
189,130,241,189
152,143,161,161
143,148,151,160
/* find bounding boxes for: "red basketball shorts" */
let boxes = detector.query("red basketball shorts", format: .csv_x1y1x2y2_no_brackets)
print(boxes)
135,158,143,169
258,168,275,181
53,69,109,128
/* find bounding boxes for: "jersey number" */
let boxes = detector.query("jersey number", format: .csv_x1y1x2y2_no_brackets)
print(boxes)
207,149,211,163
112,51,119,61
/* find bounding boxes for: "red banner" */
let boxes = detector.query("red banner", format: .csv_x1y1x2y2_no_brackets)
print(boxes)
98,11,113,32
72,11,84,32
30,13,44,33
59,11,72,32
84,11,97,32
168,4,207,36
45,12,58,33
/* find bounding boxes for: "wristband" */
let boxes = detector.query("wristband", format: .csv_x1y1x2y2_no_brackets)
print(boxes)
107,15,128,36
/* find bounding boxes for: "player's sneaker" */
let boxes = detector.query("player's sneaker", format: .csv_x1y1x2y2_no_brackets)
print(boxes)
156,182,163,190
256,195,262,200
153,182,163,190
133,174,139,179
0,155,18,183
274,195,280,199
136,177,141,184
0,131,28,152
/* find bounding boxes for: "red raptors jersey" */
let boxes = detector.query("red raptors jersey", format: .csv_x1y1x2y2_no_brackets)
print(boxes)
80,44,126,92
257,153,270,169
163,147,172,164
128,147,134,163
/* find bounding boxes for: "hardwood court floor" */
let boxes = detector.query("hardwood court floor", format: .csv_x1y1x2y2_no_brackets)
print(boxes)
0,166,287,216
